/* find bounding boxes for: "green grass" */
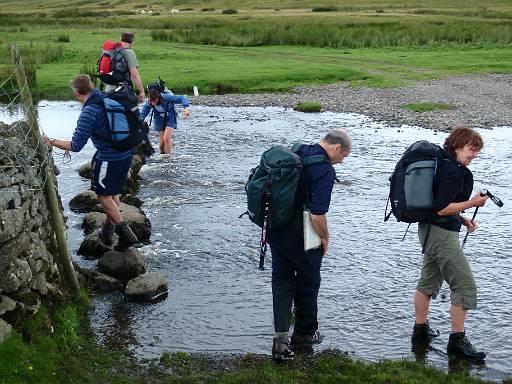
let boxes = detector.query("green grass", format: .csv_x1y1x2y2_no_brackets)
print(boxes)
2,29,512,99
294,101,322,112
0,296,498,383
1,0,512,98
402,102,457,112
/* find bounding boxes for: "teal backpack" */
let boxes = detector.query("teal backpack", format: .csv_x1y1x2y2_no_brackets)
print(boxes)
243,143,328,269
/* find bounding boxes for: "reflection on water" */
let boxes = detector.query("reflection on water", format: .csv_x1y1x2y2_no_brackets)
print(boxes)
2,102,511,381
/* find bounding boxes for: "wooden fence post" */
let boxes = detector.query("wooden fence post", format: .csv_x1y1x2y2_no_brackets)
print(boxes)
11,44,81,299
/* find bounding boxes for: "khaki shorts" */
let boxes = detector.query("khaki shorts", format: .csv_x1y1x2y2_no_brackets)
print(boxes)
417,223,477,310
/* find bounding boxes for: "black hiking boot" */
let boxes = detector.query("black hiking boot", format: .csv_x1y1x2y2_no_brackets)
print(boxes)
114,222,138,251
99,219,115,246
272,337,293,362
411,322,440,343
447,332,486,360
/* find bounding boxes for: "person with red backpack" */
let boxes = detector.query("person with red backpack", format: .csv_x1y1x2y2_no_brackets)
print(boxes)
99,32,145,103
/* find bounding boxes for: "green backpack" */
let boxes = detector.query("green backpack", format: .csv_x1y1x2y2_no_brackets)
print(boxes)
245,143,329,230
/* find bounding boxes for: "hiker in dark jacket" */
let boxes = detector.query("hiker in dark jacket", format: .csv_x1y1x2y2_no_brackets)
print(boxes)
44,74,138,250
411,126,488,360
140,89,190,155
268,129,351,362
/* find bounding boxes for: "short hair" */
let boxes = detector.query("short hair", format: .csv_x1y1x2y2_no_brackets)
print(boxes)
148,89,161,103
121,32,135,44
322,128,351,149
70,74,94,95
443,126,484,158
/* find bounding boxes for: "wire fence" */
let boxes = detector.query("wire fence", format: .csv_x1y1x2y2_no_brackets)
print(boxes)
0,45,80,298
0,72,50,187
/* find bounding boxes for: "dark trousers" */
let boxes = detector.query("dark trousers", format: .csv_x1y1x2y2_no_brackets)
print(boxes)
268,219,323,336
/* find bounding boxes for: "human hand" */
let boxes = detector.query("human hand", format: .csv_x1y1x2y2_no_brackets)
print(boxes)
138,90,145,103
461,216,479,233
321,237,328,256
42,134,53,146
182,108,190,119
470,192,488,208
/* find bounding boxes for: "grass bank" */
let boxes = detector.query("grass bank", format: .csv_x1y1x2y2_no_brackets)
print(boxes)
0,294,500,384
1,1,512,98
1,31,512,100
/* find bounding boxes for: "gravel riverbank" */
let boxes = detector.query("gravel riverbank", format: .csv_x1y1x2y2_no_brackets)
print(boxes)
191,74,512,130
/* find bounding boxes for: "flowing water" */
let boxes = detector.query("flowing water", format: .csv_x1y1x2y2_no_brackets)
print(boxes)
1,102,511,380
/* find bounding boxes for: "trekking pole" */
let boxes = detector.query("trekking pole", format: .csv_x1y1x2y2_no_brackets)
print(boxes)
259,202,269,270
462,189,504,248
462,206,479,248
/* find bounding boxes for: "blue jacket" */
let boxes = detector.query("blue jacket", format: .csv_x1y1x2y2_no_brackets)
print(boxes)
70,89,132,161
140,93,189,130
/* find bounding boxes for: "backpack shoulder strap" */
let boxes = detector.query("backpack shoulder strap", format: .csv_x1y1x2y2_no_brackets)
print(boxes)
291,143,329,166
302,155,329,167
83,93,105,108
291,142,303,153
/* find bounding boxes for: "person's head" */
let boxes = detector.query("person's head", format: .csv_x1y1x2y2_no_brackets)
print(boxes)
148,89,162,106
70,74,95,101
121,32,135,47
443,126,483,166
320,128,352,164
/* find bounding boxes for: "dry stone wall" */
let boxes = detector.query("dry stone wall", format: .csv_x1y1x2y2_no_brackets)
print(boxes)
0,121,67,342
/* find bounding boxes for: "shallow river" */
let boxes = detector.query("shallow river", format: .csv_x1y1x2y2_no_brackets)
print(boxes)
1,102,511,380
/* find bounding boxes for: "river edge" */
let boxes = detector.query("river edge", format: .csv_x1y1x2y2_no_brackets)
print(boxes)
191,73,512,131
0,300,500,384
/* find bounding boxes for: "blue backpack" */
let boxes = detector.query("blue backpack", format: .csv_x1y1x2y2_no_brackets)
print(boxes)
87,89,143,151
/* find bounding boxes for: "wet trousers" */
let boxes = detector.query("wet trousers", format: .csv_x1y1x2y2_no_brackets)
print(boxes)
268,219,323,336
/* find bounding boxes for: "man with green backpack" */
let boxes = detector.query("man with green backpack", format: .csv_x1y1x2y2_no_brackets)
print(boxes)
249,129,351,361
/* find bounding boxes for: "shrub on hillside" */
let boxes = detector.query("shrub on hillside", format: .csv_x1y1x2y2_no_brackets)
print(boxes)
294,101,322,113
312,6,337,12
56,34,70,43
222,9,238,15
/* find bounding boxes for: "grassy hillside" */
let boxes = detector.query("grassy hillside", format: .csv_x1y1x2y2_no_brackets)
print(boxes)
1,0,511,98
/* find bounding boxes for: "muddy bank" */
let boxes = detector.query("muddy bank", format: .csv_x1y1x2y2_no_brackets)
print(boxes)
191,74,512,130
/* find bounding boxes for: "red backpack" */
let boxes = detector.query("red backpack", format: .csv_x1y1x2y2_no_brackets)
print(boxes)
97,40,129,85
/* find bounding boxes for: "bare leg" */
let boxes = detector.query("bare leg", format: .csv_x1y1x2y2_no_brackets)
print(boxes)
450,303,467,333
97,195,122,224
162,127,175,154
158,131,165,154
414,290,431,324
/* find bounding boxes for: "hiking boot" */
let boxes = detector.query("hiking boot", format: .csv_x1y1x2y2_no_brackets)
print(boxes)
99,219,115,246
447,332,486,360
114,222,138,251
272,337,293,362
291,330,323,346
411,322,440,343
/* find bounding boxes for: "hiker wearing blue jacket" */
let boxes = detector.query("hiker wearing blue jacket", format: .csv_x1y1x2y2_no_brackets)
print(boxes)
140,89,190,155
268,129,351,362
44,74,138,250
